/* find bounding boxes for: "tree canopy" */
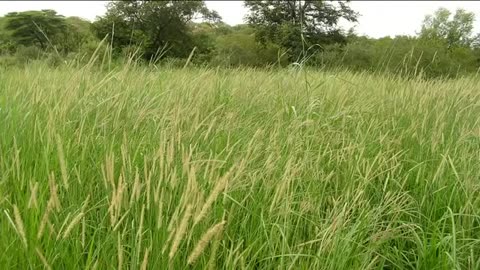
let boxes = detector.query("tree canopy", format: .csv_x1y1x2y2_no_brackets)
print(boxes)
245,0,358,61
4,10,68,50
420,7,478,48
92,0,221,60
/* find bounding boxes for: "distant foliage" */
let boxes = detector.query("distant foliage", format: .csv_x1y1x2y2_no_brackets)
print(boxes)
317,35,480,78
419,8,479,49
315,8,480,79
211,25,288,67
4,10,67,50
92,0,221,60
0,3,480,79
245,0,358,61
0,9,99,64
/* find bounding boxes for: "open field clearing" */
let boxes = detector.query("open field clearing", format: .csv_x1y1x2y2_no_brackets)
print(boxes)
2,63,480,269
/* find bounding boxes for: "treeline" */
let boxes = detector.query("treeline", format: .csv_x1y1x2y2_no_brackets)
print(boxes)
1,1,480,79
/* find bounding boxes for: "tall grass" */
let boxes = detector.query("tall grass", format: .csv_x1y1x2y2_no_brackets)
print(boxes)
1,59,480,269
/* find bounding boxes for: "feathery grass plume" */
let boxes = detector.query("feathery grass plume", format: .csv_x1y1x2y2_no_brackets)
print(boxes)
194,166,234,226
108,174,125,227
48,172,61,211
187,165,199,197
153,175,163,205
120,139,131,175
166,137,175,167
81,195,90,213
169,204,193,260
269,158,295,214
63,212,84,239
35,248,52,270
153,180,162,206
104,153,116,189
167,198,181,234
13,205,27,248
112,209,131,232
56,134,69,190
207,233,221,270
46,219,56,238
182,146,193,176
130,168,141,205
37,206,51,240
56,212,72,240
140,246,151,270
187,220,226,265
28,181,39,209
170,168,178,189
156,199,163,230
184,165,203,217
194,189,206,218
162,209,177,254
202,154,213,181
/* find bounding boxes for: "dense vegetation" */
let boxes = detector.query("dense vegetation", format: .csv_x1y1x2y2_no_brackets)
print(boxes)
2,55,480,269
3,1,480,269
1,2,480,79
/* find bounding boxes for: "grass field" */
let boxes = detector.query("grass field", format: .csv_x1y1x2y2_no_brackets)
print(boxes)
1,61,480,269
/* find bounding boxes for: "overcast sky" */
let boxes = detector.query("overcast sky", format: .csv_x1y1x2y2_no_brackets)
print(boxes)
1,1,480,38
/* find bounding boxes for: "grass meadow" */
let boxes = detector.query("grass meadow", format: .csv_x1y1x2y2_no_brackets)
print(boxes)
1,60,480,269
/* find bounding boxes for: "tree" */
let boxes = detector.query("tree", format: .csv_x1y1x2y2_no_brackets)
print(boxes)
62,17,97,53
212,24,288,67
420,8,478,48
92,0,221,60
189,22,233,63
4,10,68,50
244,0,358,61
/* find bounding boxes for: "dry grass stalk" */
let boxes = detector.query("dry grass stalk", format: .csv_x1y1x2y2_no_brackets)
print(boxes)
107,153,116,189
63,212,84,239
108,174,125,227
130,168,141,205
140,246,151,270
156,199,163,230
13,205,27,248
37,207,51,240
187,220,226,265
35,248,52,270
28,181,39,209
169,204,193,260
194,167,234,226
207,233,221,270
56,134,69,190
48,173,61,211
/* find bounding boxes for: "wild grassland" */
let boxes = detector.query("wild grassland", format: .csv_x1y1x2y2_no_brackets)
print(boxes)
1,62,480,269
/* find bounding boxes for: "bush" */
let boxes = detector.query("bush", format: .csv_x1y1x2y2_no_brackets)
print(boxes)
14,45,43,64
210,26,288,67
315,35,480,79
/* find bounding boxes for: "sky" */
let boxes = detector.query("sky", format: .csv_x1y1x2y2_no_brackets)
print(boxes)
1,1,480,38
